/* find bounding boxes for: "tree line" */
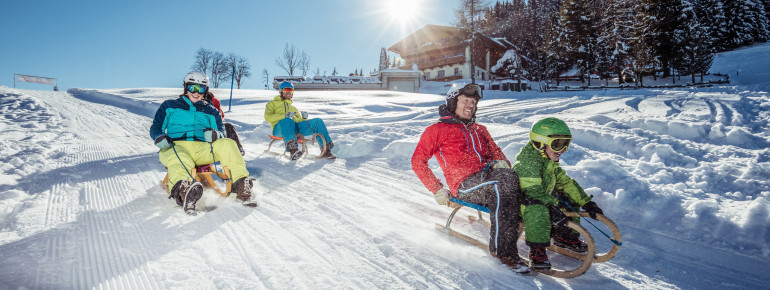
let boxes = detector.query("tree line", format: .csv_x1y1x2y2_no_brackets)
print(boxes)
191,48,251,89
456,0,770,86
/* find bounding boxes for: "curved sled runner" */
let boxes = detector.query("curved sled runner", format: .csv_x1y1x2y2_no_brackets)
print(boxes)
264,133,328,159
435,197,622,278
160,163,232,197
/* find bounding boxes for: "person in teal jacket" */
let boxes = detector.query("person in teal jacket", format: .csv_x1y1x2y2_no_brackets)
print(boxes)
264,81,335,160
512,117,604,270
150,72,254,214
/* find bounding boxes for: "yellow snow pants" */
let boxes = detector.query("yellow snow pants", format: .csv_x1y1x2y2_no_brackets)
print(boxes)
159,139,248,188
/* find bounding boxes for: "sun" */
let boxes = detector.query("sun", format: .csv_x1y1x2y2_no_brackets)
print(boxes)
385,0,422,25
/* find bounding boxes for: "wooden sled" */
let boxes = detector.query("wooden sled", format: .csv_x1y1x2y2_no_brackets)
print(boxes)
160,163,232,197
435,197,622,278
264,133,328,159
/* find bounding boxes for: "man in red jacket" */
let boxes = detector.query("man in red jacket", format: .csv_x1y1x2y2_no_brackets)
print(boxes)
411,84,528,273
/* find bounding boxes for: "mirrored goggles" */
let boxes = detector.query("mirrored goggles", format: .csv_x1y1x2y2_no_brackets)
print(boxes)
461,84,482,99
282,87,294,93
546,135,572,152
186,84,208,94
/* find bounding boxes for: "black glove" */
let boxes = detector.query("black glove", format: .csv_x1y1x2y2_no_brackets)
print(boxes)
582,201,604,219
154,135,172,149
549,206,569,227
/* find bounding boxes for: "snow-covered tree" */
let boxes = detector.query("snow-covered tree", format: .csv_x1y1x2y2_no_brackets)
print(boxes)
672,0,715,83
379,47,388,72
723,0,770,49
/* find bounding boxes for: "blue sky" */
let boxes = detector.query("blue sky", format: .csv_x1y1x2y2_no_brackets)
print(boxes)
2,0,458,90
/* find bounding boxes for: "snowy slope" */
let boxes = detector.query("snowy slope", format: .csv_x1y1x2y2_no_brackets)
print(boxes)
1,48,769,288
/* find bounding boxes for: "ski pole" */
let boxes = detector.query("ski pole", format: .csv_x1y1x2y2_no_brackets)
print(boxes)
554,194,622,246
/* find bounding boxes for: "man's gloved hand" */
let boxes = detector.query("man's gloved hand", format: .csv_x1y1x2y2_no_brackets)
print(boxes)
582,201,604,219
549,206,569,227
434,188,451,206
154,135,172,149
285,112,296,119
301,111,309,119
491,160,510,169
203,128,222,143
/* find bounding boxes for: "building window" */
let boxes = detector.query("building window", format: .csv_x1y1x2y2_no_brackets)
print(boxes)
438,70,445,78
454,68,460,76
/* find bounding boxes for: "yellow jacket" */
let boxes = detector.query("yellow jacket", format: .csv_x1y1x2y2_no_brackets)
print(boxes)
264,95,306,130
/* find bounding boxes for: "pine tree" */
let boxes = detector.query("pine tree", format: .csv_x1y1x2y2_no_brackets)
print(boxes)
640,0,687,78
700,0,728,52
551,0,600,85
723,0,770,50
630,0,659,85
597,0,637,84
672,0,715,83
379,47,388,72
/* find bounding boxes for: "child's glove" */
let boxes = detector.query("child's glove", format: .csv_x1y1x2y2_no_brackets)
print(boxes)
582,201,604,219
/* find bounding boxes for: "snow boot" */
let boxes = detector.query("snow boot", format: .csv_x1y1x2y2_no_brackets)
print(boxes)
287,139,303,160
321,142,336,159
553,231,589,253
529,247,551,270
233,177,253,202
498,255,530,274
233,177,258,207
171,180,203,215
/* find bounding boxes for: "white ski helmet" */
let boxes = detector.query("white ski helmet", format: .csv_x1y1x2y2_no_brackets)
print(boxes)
183,71,210,86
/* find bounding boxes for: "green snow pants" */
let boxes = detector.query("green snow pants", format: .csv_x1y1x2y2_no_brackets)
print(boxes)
521,204,580,247
160,139,248,188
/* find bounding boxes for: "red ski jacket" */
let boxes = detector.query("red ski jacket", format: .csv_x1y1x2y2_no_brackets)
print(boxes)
412,107,509,196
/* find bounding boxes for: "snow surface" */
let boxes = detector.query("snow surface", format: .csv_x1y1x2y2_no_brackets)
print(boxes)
1,44,769,289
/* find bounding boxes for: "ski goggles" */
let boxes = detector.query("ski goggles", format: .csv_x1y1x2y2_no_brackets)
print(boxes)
282,87,294,93
460,84,482,99
533,134,572,152
186,84,208,94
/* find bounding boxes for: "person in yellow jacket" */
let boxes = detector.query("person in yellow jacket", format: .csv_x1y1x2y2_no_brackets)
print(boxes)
264,81,335,160
512,117,604,270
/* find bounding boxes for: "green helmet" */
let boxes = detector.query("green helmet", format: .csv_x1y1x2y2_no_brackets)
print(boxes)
530,117,572,151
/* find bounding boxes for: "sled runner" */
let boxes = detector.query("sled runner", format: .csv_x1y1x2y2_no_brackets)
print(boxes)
264,133,328,159
435,197,622,278
161,163,232,197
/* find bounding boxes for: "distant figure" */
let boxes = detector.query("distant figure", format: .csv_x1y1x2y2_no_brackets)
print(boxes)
264,81,335,160
150,71,254,214
204,91,245,155
512,117,604,270
412,84,529,274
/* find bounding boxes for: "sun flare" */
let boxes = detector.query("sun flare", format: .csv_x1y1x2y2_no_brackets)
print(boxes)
386,0,422,25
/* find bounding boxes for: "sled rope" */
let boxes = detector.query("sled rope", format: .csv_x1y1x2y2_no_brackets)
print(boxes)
208,142,228,181
171,142,195,181
554,194,622,246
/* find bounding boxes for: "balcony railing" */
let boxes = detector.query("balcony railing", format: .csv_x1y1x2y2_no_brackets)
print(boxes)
416,55,466,70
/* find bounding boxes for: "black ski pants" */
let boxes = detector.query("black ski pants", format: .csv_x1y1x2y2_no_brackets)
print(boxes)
457,167,521,258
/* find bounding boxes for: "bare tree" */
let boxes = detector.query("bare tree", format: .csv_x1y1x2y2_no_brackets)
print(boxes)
275,43,300,76
210,51,229,88
299,51,311,77
227,53,251,89
262,68,270,89
191,48,213,75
